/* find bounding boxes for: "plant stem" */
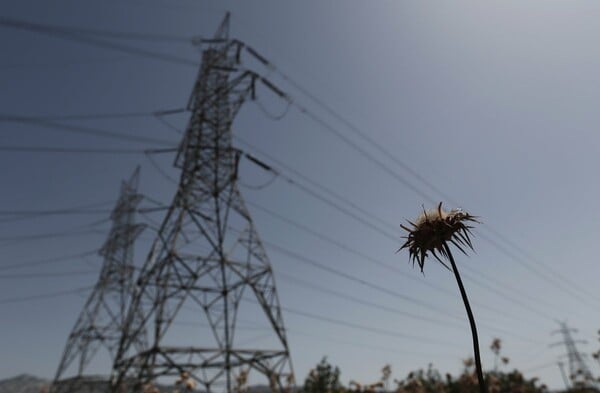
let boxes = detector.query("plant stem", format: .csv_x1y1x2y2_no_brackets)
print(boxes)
443,242,488,393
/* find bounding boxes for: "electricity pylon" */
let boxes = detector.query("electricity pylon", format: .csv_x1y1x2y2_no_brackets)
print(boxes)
551,321,596,389
111,14,294,393
51,168,146,393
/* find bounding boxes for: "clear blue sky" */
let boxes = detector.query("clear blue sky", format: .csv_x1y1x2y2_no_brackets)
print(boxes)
1,1,600,391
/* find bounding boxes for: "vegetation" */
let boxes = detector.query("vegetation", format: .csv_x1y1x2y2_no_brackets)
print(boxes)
303,337,600,393
392,363,547,393
304,358,344,393
301,358,548,393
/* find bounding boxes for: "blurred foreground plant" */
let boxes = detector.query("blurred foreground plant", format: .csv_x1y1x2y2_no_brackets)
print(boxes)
304,357,344,393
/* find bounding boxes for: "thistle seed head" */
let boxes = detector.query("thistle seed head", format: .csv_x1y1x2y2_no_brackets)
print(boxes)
399,202,478,272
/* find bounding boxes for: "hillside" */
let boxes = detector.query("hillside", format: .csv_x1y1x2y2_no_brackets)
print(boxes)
0,375,48,393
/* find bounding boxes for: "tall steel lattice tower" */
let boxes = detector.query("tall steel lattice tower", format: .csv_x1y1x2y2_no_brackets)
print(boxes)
111,14,294,393
51,168,146,393
551,321,596,388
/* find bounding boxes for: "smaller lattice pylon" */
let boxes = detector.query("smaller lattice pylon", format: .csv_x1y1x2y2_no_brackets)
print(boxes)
50,167,146,393
551,321,597,389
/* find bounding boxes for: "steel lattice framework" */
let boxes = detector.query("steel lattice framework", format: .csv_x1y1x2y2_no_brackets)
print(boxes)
111,14,294,393
551,321,596,389
51,168,146,393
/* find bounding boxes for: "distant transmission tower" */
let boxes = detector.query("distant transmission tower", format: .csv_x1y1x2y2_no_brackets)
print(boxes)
111,13,294,393
551,321,596,388
51,168,146,393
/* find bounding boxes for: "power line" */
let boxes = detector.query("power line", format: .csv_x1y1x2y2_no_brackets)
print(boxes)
522,361,558,373
237,135,399,234
0,270,97,279
154,114,184,135
276,271,461,328
288,329,461,360
277,272,545,344
275,270,545,345
172,319,461,359
0,115,175,146
0,199,115,217
144,151,179,185
0,56,128,70
3,16,589,311
0,228,104,244
0,17,198,67
241,151,398,242
271,62,456,205
0,250,98,271
241,297,461,349
242,46,600,310
0,201,168,225
239,142,567,322
236,96,568,330
0,146,157,154
0,217,108,245
0,16,572,350
457,269,555,322
283,84,599,311
245,200,548,328
5,15,586,311
240,153,561,325
20,17,588,313
0,286,93,305
0,19,192,42
457,260,558,313
239,147,546,316
480,226,600,305
249,200,550,331
247,199,456,297
475,230,597,308
260,240,464,323
0,108,185,122
0,208,112,216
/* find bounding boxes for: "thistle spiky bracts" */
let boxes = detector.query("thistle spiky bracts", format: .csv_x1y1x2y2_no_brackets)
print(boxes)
398,202,479,272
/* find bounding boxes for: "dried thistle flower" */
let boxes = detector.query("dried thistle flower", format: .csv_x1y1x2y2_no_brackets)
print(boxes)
399,202,478,272
399,202,487,393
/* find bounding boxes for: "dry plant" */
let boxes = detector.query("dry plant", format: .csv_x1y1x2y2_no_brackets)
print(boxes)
174,371,196,393
142,383,161,393
399,202,486,393
490,338,504,372
284,374,296,393
234,369,250,393
381,364,392,391
268,373,278,393
349,380,383,393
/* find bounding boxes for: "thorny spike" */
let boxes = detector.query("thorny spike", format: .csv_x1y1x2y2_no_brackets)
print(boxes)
431,249,451,271
400,224,412,232
450,239,469,256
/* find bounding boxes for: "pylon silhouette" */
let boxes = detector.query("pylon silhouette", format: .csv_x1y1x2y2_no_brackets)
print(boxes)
51,167,146,393
551,321,596,389
111,14,294,393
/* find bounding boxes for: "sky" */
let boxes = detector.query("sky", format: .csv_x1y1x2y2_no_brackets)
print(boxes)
1,0,600,391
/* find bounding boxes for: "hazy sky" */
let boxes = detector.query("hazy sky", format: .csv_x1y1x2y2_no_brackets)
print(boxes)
2,1,600,391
